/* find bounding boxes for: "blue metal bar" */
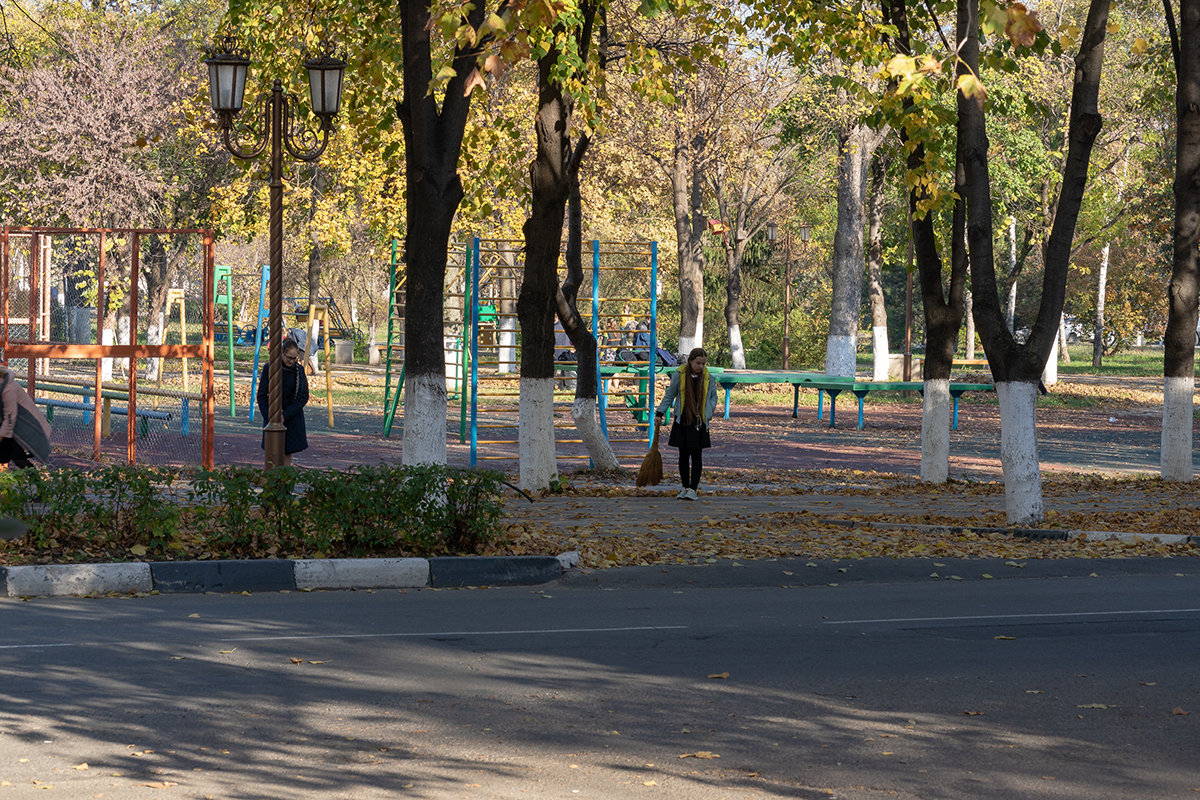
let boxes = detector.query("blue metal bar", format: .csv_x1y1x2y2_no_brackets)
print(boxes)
953,396,960,430
593,240,608,441
648,240,659,446
248,265,269,422
469,237,481,467
723,385,732,419
817,389,825,420
182,399,190,437
792,384,800,417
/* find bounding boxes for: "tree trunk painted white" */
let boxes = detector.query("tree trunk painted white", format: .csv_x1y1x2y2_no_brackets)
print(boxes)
1161,376,1194,481
101,327,115,382
402,373,447,466
571,397,619,472
1059,312,1071,362
826,335,857,377
678,329,702,359
498,316,517,373
920,378,950,483
147,310,165,381
728,323,746,370
368,322,380,366
871,326,889,381
1042,327,1059,387
996,382,1043,525
1093,240,1110,366
519,377,558,491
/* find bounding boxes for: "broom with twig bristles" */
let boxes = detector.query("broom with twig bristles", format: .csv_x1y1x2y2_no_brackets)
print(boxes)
636,424,663,487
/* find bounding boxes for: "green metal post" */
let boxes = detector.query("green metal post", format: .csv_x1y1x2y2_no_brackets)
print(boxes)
382,239,399,435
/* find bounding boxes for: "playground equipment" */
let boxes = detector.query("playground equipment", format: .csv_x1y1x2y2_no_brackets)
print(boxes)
213,264,236,415
380,237,660,465
467,238,660,466
0,226,216,468
382,240,472,438
245,264,336,427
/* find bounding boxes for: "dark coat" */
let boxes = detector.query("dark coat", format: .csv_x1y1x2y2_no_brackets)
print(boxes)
257,361,309,454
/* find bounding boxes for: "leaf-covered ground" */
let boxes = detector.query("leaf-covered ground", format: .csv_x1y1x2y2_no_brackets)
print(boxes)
497,468,1200,568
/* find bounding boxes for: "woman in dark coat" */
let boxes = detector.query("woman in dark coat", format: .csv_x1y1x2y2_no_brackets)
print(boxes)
257,338,309,465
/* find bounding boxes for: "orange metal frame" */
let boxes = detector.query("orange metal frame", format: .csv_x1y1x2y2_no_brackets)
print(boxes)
0,227,216,468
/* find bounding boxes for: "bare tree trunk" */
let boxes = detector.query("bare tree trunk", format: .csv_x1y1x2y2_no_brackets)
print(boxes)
396,0,486,466
1005,216,1018,333
1093,145,1130,368
964,290,976,359
826,122,875,377
1162,0,1200,481
967,0,1110,523
723,235,747,369
673,125,707,356
886,0,967,483
556,135,619,472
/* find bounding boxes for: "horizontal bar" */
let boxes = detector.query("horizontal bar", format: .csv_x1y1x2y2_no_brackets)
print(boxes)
5,344,207,358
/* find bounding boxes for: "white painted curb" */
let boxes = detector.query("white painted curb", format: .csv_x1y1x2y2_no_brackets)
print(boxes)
6,563,153,597
293,558,431,590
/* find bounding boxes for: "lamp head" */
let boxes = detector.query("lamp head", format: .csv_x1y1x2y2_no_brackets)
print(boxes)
766,221,777,242
798,223,811,244
203,35,251,122
304,42,346,128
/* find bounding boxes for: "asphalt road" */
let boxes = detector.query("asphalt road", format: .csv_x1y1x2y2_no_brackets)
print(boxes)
1,560,1197,799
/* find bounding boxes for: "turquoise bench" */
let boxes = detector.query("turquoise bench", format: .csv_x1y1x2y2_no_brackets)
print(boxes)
707,369,992,430
35,397,172,437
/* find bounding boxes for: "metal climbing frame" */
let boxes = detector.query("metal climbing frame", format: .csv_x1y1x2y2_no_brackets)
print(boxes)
467,238,659,466
382,241,472,438
0,226,216,468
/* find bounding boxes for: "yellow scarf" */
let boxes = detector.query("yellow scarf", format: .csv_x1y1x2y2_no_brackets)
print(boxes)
678,364,709,425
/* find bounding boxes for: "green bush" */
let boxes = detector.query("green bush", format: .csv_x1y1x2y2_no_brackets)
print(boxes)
0,463,507,563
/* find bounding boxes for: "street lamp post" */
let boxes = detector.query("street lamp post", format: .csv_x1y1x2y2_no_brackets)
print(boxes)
767,221,810,371
204,36,345,469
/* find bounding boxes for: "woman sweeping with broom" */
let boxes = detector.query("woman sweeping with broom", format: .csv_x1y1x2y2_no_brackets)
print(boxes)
653,347,718,500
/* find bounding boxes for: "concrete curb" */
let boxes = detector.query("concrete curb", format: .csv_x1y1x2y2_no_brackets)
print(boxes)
2,553,576,598
826,518,1200,545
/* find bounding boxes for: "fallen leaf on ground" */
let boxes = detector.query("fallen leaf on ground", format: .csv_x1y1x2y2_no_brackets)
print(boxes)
679,752,719,759
707,672,730,679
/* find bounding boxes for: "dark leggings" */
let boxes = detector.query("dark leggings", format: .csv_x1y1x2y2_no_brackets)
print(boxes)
0,438,33,469
679,447,703,489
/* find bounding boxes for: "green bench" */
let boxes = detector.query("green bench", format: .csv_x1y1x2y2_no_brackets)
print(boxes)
813,380,994,430
708,368,992,430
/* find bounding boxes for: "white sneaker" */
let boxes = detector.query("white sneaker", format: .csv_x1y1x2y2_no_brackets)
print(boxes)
676,488,689,499
684,488,698,500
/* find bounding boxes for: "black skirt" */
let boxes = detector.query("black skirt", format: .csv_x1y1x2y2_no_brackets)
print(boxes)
667,420,711,450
